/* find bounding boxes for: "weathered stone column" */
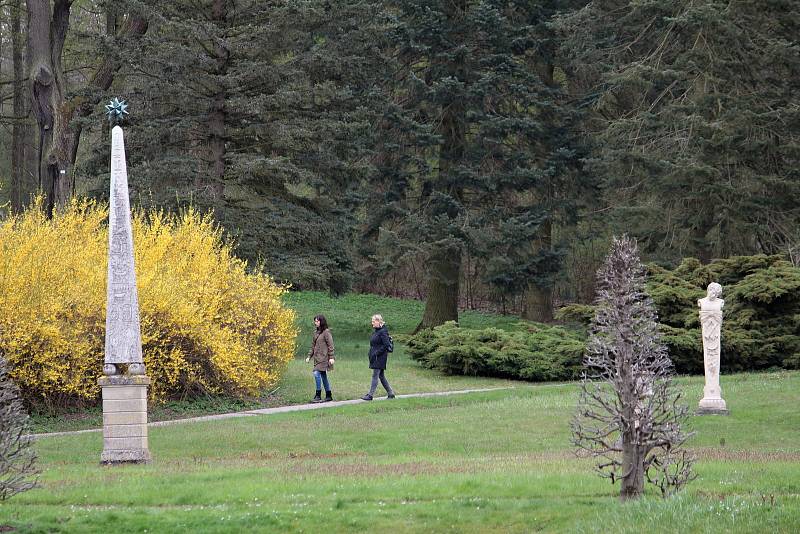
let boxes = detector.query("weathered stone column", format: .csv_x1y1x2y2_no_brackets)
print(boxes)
100,100,152,463
697,282,729,415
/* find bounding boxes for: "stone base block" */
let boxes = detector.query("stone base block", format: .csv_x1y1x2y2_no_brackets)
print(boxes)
697,397,729,415
104,424,148,439
696,407,730,416
103,411,147,426
101,449,152,464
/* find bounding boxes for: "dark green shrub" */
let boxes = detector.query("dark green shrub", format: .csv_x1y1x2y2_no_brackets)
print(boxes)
406,321,585,382
409,255,799,378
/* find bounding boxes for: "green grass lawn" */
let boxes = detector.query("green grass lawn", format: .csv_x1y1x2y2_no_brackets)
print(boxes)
5,371,800,533
15,292,800,532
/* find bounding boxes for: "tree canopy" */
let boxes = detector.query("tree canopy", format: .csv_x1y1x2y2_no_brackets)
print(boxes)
0,0,796,321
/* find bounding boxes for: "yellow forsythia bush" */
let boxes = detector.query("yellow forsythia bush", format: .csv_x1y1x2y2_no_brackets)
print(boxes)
0,198,296,407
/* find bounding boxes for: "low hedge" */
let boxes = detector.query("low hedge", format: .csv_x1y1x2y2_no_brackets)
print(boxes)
648,255,800,373
406,321,585,381
562,255,800,374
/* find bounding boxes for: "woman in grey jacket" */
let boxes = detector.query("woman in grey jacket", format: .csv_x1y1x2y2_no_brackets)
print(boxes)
306,314,335,403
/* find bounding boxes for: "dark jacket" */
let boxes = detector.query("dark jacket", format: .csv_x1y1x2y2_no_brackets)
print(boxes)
368,325,391,370
308,328,334,372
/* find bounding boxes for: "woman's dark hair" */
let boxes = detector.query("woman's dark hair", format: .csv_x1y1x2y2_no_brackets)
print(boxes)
314,314,329,332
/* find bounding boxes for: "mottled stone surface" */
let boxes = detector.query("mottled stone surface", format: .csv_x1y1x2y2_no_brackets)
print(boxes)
696,406,729,415
98,375,151,388
101,448,151,464
104,125,143,366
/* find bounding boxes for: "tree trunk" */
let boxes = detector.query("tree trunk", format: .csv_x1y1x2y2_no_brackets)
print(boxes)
10,0,32,212
27,0,72,217
620,439,645,501
523,285,553,322
620,380,645,500
520,51,559,323
106,4,117,34
416,243,461,332
1,5,4,116
27,1,148,216
415,0,467,332
203,0,228,200
22,1,37,203
692,212,714,264
522,219,554,322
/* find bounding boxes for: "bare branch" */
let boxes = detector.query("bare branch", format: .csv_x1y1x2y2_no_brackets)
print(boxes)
0,356,39,500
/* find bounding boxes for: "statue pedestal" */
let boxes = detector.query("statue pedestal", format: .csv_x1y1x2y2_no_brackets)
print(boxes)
697,395,729,415
98,375,151,464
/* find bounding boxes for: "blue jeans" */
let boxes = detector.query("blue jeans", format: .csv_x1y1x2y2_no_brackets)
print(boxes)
313,370,331,392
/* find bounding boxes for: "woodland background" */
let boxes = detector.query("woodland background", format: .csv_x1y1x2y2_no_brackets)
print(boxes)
1,0,798,328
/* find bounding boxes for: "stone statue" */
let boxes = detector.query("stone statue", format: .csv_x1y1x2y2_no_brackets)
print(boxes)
697,282,728,414
103,118,144,376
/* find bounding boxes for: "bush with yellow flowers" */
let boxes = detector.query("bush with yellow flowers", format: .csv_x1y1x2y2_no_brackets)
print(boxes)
0,198,296,410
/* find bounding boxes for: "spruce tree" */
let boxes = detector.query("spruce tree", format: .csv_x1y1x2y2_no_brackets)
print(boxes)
81,0,388,291
557,0,800,263
369,0,582,328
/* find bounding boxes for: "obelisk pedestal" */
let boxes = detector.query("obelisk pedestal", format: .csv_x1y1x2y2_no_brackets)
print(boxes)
99,375,151,464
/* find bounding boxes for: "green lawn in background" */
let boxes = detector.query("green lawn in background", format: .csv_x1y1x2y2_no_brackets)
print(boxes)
5,371,800,533
31,292,523,433
277,291,524,406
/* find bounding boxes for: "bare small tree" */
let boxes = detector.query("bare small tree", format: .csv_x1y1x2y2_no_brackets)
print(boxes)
572,236,695,500
0,355,38,500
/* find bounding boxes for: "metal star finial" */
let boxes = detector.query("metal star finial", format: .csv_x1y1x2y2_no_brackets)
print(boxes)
105,98,129,125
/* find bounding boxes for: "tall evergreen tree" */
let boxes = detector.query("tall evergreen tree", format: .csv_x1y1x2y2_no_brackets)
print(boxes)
368,0,582,328
557,0,800,263
81,0,388,291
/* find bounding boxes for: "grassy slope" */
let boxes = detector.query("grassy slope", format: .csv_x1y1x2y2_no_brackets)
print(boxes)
5,372,799,533
276,291,522,405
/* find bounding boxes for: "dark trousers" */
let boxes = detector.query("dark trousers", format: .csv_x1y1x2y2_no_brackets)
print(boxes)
368,368,393,396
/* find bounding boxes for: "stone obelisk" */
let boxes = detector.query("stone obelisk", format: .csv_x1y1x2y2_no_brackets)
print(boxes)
697,282,729,415
98,98,152,463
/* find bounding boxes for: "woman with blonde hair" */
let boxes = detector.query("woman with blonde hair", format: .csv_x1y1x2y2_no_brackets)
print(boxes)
361,314,395,401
